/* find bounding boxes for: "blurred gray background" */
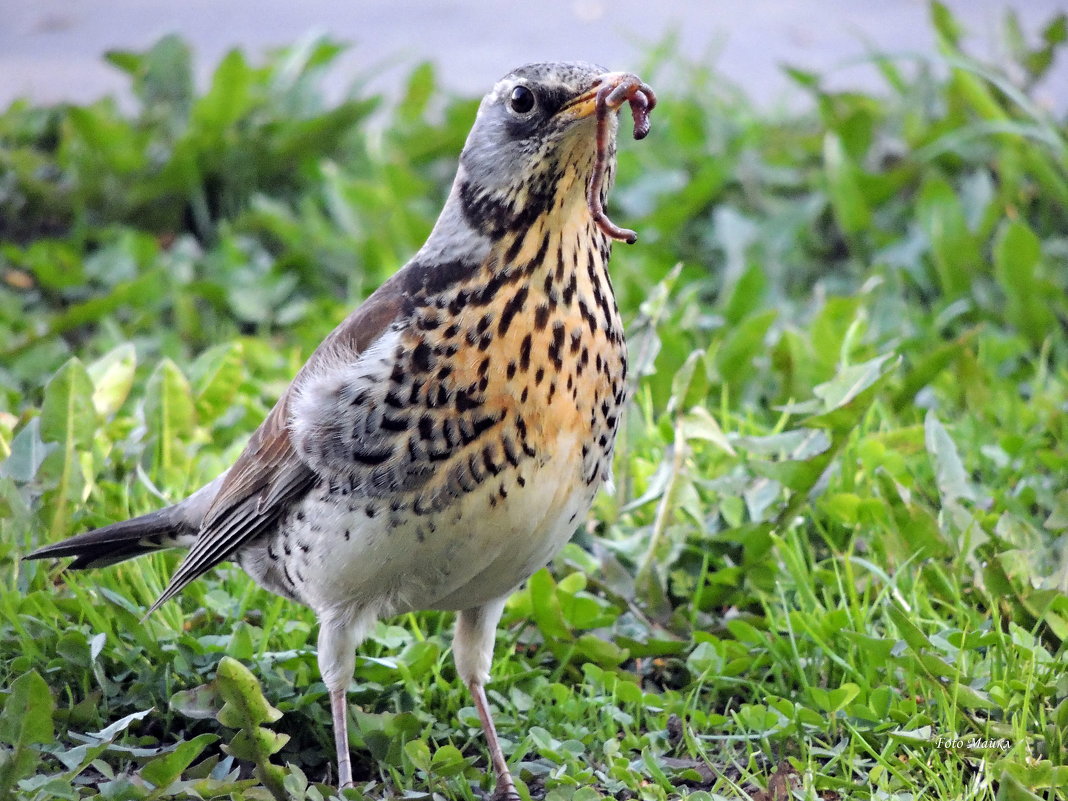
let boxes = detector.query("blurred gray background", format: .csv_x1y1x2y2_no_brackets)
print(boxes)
0,0,1064,109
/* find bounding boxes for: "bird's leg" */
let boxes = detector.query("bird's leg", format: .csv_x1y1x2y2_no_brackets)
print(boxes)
454,599,517,800
330,682,354,789
317,615,366,790
469,678,519,800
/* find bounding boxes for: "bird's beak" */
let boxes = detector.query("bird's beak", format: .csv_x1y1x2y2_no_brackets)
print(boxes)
555,72,644,123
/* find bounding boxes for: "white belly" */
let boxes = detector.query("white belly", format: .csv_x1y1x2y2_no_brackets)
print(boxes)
241,433,598,618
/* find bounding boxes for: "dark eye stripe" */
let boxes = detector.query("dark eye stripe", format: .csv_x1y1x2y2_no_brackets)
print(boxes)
535,87,570,118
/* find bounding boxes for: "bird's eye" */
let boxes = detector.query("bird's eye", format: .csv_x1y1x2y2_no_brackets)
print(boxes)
508,85,536,115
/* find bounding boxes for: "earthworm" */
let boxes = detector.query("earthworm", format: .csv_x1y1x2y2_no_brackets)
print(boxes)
588,78,657,244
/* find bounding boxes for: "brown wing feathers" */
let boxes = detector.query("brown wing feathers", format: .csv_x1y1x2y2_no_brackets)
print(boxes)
145,284,411,613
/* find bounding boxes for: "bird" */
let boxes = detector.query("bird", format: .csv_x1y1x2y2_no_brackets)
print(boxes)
26,61,656,798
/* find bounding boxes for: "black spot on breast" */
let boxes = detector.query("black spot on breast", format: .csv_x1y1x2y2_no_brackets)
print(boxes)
381,414,409,432
482,445,501,476
534,304,550,330
563,272,577,306
468,451,487,482
548,322,565,370
412,342,434,373
455,389,480,413
504,232,526,264
497,285,530,336
428,447,452,462
502,435,520,467
448,290,470,316
352,446,394,465
418,414,434,440
442,418,457,448
519,334,532,372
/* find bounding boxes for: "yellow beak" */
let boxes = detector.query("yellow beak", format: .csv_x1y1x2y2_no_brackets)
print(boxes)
555,72,638,122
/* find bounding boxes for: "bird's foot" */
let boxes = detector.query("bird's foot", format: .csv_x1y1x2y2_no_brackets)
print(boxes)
490,785,521,801
473,780,521,801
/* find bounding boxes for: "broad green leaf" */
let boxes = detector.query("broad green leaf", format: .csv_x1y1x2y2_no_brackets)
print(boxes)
823,132,871,235
0,670,53,797
143,358,196,486
809,682,860,713
225,727,289,762
214,657,288,801
87,343,137,417
668,349,710,413
40,358,96,450
395,640,442,681
811,353,898,418
428,743,469,777
191,49,254,139
993,220,1056,345
135,34,194,121
0,418,53,482
720,263,767,327
528,569,571,641
574,633,629,667
917,176,980,298
171,681,223,720
892,330,977,411
680,407,735,455
190,342,245,424
887,604,932,652
88,708,152,741
715,309,777,389
924,411,976,504
215,656,283,729
997,766,1059,799
39,357,97,538
404,739,432,772
139,733,218,789
397,62,436,123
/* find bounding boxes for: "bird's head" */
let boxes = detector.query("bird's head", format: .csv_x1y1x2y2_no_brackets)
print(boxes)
447,62,654,247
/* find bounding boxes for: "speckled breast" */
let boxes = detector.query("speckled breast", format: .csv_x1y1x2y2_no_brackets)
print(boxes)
244,209,628,616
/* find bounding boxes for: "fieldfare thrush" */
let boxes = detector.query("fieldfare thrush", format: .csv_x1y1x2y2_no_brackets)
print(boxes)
26,62,656,798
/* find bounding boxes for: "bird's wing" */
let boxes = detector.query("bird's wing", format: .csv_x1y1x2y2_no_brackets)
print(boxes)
147,284,413,613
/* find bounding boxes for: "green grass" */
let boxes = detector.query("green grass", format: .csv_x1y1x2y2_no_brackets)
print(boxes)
2,3,1068,799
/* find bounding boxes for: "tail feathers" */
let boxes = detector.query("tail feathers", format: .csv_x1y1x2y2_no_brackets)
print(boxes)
24,510,190,570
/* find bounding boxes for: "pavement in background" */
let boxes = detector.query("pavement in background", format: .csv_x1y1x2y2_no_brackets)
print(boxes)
0,0,1064,111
